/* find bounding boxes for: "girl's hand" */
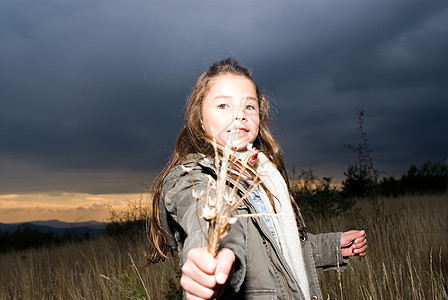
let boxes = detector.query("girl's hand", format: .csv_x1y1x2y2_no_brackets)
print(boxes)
180,247,235,300
341,230,367,257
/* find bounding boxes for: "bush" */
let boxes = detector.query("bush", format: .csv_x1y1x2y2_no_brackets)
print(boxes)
104,193,149,240
290,167,357,219
379,161,448,196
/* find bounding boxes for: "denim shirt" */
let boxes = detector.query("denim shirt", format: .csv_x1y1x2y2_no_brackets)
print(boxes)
251,187,281,247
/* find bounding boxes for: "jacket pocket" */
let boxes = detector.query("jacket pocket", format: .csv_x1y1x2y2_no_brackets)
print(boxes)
231,289,277,299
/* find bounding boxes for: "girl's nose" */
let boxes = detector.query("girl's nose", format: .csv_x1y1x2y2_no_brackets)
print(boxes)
235,110,247,122
235,115,247,122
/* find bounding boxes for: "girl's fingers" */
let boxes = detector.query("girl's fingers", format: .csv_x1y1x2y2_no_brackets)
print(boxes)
355,232,366,242
341,230,366,247
341,230,367,257
181,248,219,299
181,263,216,299
187,248,217,274
182,252,217,289
182,277,215,299
215,248,236,284
341,230,363,247
354,243,368,255
181,262,217,289
355,237,367,248
181,248,236,299
184,292,205,300
341,245,355,257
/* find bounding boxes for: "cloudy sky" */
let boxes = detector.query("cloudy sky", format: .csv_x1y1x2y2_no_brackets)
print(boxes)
1,0,447,222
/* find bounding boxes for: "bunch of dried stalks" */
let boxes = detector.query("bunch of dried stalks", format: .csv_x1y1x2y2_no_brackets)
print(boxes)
185,114,265,256
199,141,258,256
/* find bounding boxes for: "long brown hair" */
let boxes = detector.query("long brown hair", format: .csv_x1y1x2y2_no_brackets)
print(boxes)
147,58,304,262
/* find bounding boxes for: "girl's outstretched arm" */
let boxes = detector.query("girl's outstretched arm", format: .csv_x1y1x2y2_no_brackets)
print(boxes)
341,230,367,257
180,247,235,300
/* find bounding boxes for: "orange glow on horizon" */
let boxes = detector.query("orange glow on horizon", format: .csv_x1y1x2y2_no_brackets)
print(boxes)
0,192,150,223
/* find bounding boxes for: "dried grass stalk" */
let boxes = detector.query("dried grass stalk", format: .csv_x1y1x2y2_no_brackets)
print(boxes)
202,141,259,256
188,111,265,256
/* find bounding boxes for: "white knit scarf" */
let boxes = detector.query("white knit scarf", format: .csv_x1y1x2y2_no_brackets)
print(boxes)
256,152,310,299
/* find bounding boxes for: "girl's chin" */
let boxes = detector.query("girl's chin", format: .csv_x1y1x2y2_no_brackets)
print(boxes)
213,140,249,151
229,140,251,151
213,135,255,151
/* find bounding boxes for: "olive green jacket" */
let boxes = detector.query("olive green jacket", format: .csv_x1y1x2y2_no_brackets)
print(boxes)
160,154,348,300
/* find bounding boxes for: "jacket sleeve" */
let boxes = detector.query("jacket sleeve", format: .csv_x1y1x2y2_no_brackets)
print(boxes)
161,164,247,293
307,232,349,271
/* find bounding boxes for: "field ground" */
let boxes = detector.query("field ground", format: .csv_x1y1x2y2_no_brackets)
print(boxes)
0,195,446,299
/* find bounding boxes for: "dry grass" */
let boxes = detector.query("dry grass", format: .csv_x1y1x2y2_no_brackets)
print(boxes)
0,234,180,299
0,195,446,299
311,195,448,300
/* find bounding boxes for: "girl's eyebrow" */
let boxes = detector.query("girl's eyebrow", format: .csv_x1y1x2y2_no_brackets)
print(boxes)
212,95,257,102
245,96,257,102
213,95,232,100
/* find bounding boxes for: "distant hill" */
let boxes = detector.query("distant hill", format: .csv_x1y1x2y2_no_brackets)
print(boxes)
0,220,106,238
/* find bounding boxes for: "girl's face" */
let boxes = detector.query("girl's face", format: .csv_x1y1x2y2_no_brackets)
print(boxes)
201,74,260,150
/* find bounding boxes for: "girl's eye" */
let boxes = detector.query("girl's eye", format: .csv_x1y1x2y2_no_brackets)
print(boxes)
217,104,228,109
245,105,256,110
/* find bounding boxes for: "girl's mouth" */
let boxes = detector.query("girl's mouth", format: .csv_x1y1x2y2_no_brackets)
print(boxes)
228,128,249,134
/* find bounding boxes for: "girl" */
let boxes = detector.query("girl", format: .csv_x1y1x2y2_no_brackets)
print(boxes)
149,58,367,300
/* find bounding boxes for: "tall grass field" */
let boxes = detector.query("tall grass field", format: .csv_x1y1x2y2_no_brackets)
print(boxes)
1,195,446,299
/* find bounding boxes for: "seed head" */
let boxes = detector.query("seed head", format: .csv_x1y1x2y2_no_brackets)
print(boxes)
202,205,217,221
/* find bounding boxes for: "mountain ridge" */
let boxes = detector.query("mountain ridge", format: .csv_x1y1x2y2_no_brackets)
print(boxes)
0,220,106,238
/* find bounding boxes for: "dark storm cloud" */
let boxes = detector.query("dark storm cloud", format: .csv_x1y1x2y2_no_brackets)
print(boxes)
1,0,447,193
250,0,448,179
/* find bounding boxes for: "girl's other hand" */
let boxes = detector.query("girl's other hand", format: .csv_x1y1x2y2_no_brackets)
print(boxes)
180,247,235,300
341,230,367,257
